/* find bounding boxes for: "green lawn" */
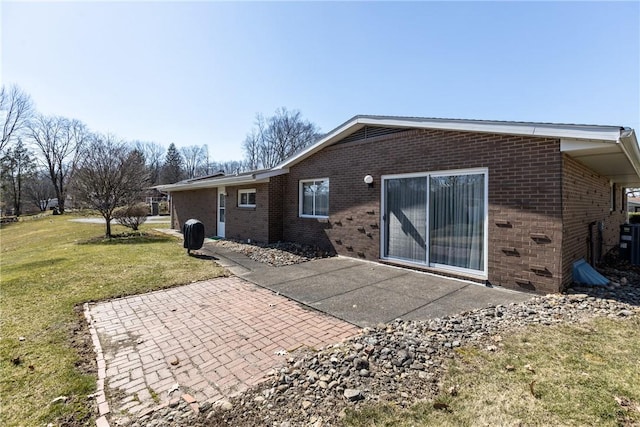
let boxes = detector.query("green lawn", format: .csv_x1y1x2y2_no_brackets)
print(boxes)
344,316,640,427
0,214,225,426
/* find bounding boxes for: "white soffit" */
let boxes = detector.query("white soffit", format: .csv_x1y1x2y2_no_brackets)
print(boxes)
561,138,640,186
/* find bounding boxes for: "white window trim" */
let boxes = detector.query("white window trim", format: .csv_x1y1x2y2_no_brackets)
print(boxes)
238,188,256,208
380,167,489,279
299,178,330,219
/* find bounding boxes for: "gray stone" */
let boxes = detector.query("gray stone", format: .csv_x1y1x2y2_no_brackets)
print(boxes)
50,396,67,405
344,389,364,402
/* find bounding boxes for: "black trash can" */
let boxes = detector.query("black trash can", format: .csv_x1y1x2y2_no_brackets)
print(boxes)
183,219,205,254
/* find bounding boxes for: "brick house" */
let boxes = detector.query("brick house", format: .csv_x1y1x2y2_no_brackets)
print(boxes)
157,116,640,294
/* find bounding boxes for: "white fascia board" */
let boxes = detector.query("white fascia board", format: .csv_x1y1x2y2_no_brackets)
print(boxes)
274,116,624,170
254,168,289,180
362,117,622,141
157,176,269,192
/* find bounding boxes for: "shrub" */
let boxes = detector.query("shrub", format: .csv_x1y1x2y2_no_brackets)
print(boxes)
629,212,640,224
113,203,149,231
158,201,170,215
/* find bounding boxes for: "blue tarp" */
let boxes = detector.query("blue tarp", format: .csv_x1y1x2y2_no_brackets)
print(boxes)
572,259,609,286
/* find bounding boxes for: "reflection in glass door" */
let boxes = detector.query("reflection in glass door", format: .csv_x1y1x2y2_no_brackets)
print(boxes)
217,187,225,238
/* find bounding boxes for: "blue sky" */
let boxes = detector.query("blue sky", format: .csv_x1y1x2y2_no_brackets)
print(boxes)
2,1,639,162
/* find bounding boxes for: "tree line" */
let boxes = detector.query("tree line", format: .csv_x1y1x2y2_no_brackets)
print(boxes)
0,84,321,233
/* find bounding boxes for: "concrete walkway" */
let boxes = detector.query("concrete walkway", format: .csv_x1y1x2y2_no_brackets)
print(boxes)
200,242,532,328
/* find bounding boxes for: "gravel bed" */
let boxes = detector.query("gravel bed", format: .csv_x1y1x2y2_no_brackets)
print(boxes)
121,267,640,427
210,240,334,267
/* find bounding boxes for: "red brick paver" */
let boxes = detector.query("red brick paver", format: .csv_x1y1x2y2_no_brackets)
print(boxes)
89,277,359,416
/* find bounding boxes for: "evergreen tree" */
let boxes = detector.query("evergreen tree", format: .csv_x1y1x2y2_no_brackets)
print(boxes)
161,143,184,184
0,138,36,216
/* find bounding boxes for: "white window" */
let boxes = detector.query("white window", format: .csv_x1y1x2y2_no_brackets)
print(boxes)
238,189,256,208
299,179,329,218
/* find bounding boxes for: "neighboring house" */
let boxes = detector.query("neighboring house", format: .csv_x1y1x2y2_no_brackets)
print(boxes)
628,197,640,213
157,116,640,294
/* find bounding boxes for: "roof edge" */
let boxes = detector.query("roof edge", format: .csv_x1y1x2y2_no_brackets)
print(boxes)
275,115,627,170
154,168,289,192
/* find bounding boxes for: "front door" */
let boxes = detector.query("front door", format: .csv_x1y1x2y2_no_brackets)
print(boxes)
217,187,225,238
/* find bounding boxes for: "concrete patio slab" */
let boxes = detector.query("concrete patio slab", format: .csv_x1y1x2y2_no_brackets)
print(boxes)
310,285,431,326
293,256,367,273
269,275,371,304
200,241,534,328
373,272,468,302
242,265,319,286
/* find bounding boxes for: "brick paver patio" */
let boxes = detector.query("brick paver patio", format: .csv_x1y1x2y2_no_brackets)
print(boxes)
88,277,359,416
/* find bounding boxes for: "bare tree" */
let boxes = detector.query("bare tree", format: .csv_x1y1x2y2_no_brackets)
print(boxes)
0,138,36,216
134,140,165,185
25,169,56,211
181,145,207,179
243,128,261,171
0,85,34,152
243,108,321,169
27,115,89,213
74,134,149,238
210,160,249,175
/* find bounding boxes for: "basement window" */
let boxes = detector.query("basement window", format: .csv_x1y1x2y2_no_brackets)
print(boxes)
238,189,256,208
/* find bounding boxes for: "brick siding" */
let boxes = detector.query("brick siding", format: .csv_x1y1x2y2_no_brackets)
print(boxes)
561,154,627,289
283,128,565,293
170,189,218,237
268,174,286,243
225,183,271,244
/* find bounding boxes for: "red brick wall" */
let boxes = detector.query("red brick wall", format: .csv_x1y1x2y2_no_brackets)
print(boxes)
561,154,627,289
268,174,286,243
225,183,270,243
283,128,565,293
170,188,218,237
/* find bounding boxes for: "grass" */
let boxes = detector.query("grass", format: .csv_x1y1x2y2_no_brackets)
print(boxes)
0,214,225,426
344,316,640,427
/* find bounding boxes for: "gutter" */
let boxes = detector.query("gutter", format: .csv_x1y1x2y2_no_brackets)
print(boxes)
154,168,289,192
618,128,640,185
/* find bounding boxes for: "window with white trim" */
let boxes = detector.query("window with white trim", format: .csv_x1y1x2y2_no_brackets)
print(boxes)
238,189,256,208
299,179,329,218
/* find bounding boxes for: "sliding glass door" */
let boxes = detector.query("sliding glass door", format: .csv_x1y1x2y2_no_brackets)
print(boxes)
382,169,487,276
384,176,428,263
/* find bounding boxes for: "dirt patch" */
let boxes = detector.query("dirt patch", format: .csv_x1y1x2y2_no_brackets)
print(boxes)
69,305,97,376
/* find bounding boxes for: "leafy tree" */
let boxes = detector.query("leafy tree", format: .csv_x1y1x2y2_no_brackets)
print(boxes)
74,134,149,238
243,107,321,169
161,143,184,184
27,115,89,214
0,139,36,216
0,84,33,152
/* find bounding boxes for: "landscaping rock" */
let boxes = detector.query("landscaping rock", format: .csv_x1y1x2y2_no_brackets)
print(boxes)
114,264,638,427
343,389,364,402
